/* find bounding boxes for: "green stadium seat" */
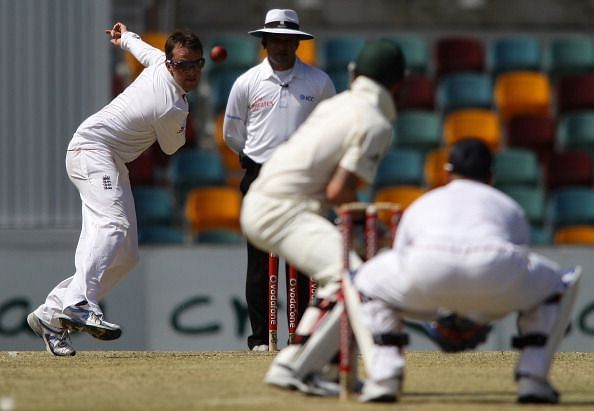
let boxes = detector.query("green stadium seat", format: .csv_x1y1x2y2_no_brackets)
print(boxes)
494,148,541,189
393,111,442,152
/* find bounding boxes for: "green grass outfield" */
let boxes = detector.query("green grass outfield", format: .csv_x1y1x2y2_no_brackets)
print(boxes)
1,351,593,411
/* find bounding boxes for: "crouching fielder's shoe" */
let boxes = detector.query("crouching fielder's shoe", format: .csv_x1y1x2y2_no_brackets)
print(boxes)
58,304,121,341
517,375,559,404
27,312,76,356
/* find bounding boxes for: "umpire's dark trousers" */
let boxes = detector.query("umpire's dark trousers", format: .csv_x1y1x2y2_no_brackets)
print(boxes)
239,153,310,350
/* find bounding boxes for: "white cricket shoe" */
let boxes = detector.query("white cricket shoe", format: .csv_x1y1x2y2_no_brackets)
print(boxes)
58,304,121,341
27,312,76,357
517,375,559,404
264,362,339,396
251,344,270,352
359,377,401,403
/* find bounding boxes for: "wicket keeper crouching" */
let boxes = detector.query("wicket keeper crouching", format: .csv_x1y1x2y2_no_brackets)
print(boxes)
353,138,581,403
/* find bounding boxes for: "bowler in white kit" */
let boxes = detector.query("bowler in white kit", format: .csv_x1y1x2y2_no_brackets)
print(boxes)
27,22,204,356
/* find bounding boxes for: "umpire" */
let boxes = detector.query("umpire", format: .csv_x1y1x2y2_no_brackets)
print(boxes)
223,9,336,351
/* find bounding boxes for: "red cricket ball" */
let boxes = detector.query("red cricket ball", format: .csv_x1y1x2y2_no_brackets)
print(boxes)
210,45,227,63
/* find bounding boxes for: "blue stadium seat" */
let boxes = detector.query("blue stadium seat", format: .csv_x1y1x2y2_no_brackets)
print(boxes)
374,148,424,189
168,150,227,204
494,148,541,189
133,186,177,225
437,72,493,113
138,225,185,245
548,36,594,78
393,111,442,152
322,36,366,71
557,111,594,154
548,187,594,229
387,35,429,73
489,36,542,75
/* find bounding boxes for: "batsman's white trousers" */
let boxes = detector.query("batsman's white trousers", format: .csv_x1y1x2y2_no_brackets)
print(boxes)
35,149,139,328
241,192,361,293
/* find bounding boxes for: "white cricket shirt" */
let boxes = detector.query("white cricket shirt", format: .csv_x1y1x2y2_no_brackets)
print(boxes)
250,76,395,200
223,57,336,163
68,31,188,163
395,179,531,250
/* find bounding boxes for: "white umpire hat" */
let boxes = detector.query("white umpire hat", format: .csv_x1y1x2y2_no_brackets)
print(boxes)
248,9,314,40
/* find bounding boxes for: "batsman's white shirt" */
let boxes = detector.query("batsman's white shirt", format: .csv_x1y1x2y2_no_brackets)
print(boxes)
69,31,188,162
241,76,395,286
223,57,335,163
355,179,563,322
35,32,188,326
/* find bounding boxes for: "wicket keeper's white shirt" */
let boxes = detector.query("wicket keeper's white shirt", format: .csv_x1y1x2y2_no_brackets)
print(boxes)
68,31,188,163
395,179,530,250
250,76,395,201
223,57,336,164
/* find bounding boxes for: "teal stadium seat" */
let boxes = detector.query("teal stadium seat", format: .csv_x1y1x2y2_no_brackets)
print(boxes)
393,111,442,152
494,148,540,189
548,187,594,229
557,111,594,154
167,150,227,204
138,225,185,245
437,72,493,113
374,148,424,189
489,36,542,75
133,186,177,225
194,229,244,245
207,35,259,113
500,186,549,245
388,35,429,73
322,36,366,92
548,36,594,78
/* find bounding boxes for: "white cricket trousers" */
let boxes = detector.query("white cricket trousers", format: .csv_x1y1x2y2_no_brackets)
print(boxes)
34,149,139,328
355,243,565,382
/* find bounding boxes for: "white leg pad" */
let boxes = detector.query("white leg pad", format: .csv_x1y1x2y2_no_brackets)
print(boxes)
516,266,582,379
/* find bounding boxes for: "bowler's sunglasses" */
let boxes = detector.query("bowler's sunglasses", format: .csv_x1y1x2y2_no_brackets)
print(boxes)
167,58,206,72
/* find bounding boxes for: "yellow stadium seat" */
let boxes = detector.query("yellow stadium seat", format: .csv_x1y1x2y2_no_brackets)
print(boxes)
424,147,450,189
184,187,242,235
554,225,594,245
374,185,426,210
443,109,501,150
125,32,169,79
494,71,551,121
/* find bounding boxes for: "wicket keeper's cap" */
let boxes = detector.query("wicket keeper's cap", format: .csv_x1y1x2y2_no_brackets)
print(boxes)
249,9,314,40
445,137,493,179
354,39,406,88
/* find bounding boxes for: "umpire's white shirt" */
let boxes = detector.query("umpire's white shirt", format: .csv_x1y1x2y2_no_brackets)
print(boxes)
223,57,335,163
68,31,188,162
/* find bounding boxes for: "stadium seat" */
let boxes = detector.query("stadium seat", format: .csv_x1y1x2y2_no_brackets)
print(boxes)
128,147,159,186
396,73,436,111
548,187,594,229
506,114,556,165
138,225,185,245
489,36,542,75
133,186,177,226
194,229,245,245
168,149,227,203
499,185,549,245
328,70,352,93
494,71,552,121
208,68,245,113
374,148,425,189
545,150,593,191
437,72,493,112
208,35,260,71
557,111,594,154
548,36,594,78
125,32,169,79
393,111,442,152
388,35,429,73
322,36,366,71
435,36,486,78
184,186,242,236
373,185,426,210
554,225,594,245
424,147,450,189
494,149,541,189
443,109,502,150
556,74,594,114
